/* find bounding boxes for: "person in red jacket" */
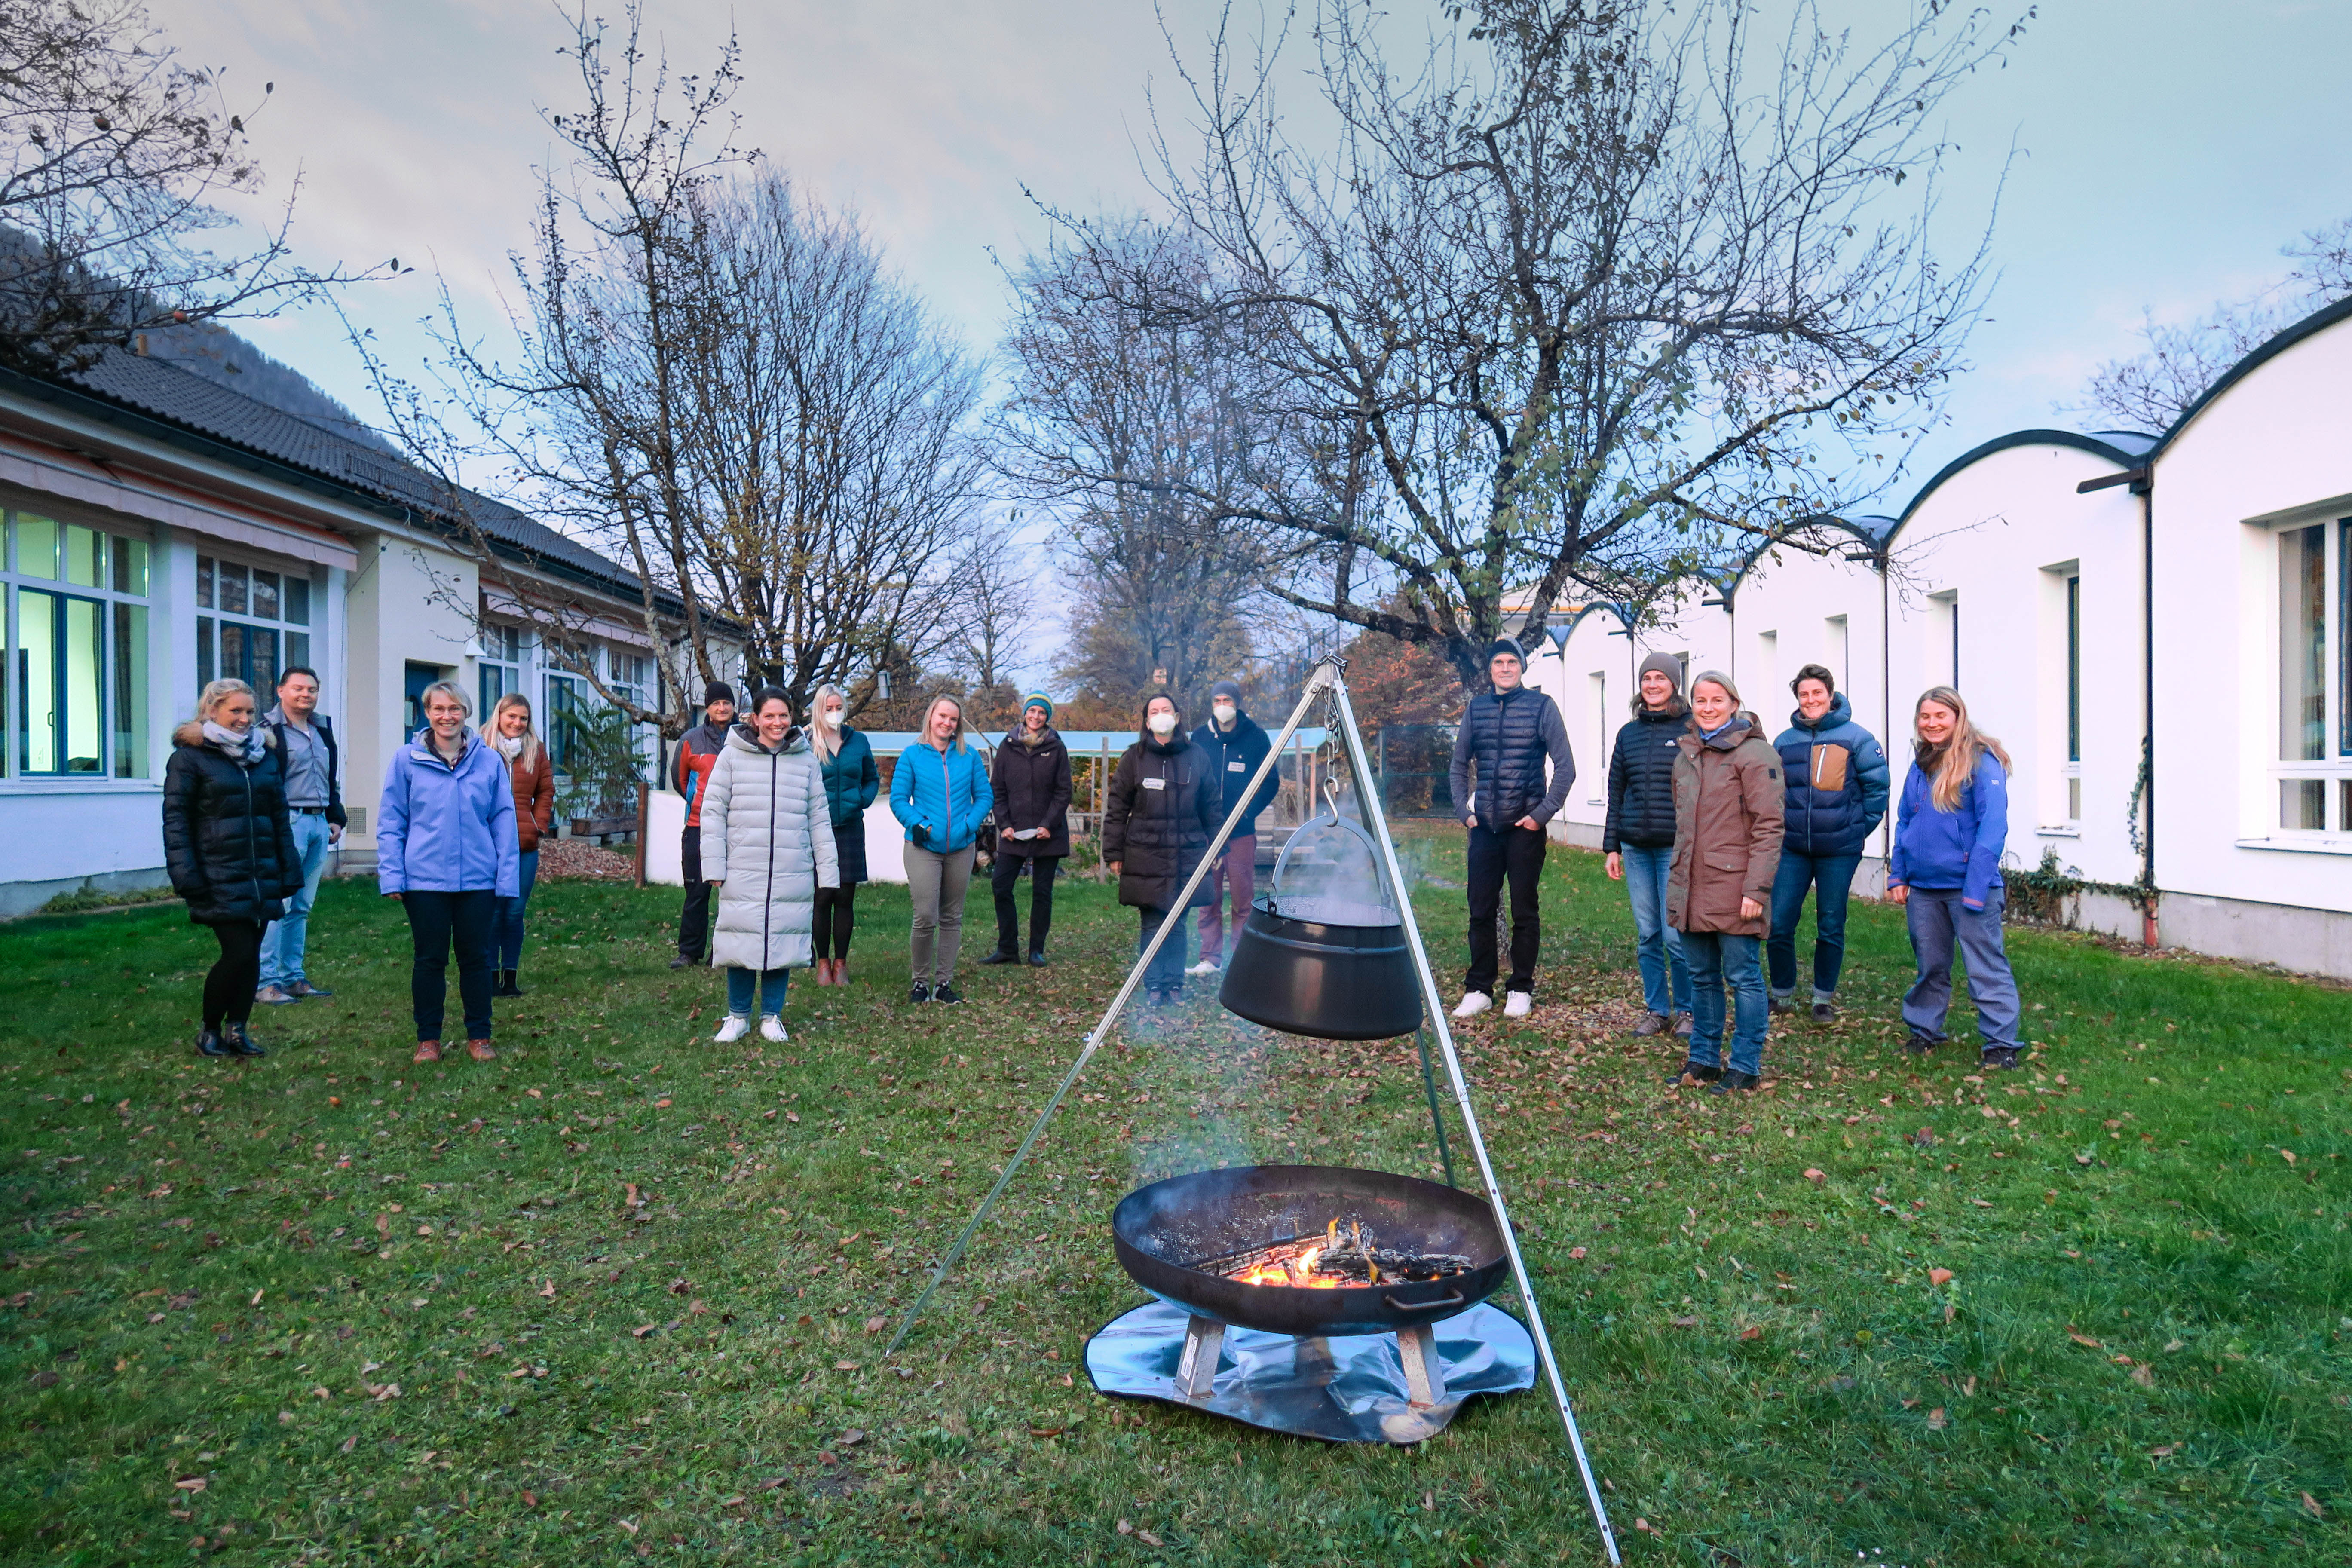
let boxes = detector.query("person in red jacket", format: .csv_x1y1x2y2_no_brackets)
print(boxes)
670,682,737,969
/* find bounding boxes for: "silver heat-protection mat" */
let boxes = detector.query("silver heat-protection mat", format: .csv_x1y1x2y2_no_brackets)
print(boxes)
1083,1299,1536,1444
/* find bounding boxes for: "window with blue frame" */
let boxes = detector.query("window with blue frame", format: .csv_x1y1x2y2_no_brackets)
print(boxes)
5,511,151,778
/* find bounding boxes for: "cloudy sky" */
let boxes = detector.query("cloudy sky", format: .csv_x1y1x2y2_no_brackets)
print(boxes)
160,0,2352,673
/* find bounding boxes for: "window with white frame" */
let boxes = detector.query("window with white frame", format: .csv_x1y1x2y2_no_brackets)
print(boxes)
478,623,523,719
2273,519,2352,832
1587,670,1608,805
196,553,312,701
6,510,153,778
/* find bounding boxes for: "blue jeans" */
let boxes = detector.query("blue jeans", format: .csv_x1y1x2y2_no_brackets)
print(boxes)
1766,850,1863,1000
1680,930,1767,1077
493,849,539,969
1138,906,1189,991
1902,885,2021,1049
1618,843,1690,1017
726,965,789,1018
260,812,331,988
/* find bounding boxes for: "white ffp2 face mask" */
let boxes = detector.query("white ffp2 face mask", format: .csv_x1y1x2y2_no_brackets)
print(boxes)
1147,712,1178,736
1212,702,1236,723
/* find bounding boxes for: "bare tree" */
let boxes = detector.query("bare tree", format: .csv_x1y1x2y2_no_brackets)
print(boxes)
0,0,379,372
1089,0,2024,691
2081,216,2352,432
369,6,983,733
946,516,1033,694
996,220,1268,711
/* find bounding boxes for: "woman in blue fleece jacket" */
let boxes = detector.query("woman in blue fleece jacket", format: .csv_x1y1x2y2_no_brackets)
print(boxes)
1886,686,2022,1070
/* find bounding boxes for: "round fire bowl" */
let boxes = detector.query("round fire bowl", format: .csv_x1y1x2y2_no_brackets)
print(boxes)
1111,1165,1507,1338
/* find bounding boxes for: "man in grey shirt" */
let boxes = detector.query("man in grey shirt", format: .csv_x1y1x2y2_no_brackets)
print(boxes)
257,665,346,1004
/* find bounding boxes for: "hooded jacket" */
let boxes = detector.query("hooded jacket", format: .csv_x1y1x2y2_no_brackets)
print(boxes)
1448,686,1576,827
700,725,841,971
1771,693,1890,859
888,735,991,853
1666,712,1785,937
162,721,304,925
1102,732,1222,911
1602,700,1689,852
1888,747,2009,910
1191,710,1278,834
672,718,733,828
816,725,879,884
377,728,521,899
992,723,1073,859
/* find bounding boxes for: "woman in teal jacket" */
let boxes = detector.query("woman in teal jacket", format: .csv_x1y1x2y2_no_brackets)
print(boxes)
888,694,990,1004
809,683,879,986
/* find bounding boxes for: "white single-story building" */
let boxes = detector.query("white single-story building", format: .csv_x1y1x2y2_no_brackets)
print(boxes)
0,345,733,915
1523,294,2352,977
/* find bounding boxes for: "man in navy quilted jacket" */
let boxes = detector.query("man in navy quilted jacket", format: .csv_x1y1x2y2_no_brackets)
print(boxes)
1446,638,1574,1020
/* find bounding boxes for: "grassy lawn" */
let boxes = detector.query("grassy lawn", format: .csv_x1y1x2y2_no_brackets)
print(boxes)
1,831,2346,1566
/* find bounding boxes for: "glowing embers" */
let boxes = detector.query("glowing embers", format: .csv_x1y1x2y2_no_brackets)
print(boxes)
1211,1218,1473,1292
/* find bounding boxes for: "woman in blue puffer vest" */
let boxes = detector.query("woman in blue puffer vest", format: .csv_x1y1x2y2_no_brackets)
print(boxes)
1767,665,1889,1021
1886,685,2023,1071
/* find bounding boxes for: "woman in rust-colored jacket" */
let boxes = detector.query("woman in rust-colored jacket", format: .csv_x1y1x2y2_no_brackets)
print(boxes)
1665,670,1784,1094
484,693,554,997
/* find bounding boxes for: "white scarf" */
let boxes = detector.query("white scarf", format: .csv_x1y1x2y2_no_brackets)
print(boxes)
493,733,524,760
202,720,266,764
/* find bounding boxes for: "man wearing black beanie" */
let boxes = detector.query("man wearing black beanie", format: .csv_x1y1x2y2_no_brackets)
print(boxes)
1446,637,1574,1019
668,681,738,968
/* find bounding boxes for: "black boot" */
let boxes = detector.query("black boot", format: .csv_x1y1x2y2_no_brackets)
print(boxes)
506,969,525,998
1708,1069,1761,1094
1666,1060,1723,1086
1028,951,1049,967
977,949,1018,965
1979,1045,2022,1072
196,1028,237,1058
224,1022,267,1058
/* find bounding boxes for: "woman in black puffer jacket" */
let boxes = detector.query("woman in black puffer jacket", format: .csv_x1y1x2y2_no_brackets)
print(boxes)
1102,692,1221,1007
1602,652,1694,1036
163,678,303,1058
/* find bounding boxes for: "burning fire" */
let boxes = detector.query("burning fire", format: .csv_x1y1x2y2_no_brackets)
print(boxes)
1230,1242,1351,1290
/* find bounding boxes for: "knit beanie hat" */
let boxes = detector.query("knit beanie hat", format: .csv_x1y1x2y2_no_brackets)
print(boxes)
1209,679,1242,707
1637,651,1684,690
1021,691,1053,720
704,680,738,707
1487,637,1528,665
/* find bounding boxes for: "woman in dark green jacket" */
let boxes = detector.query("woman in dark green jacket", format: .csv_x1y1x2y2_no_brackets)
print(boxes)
808,684,879,986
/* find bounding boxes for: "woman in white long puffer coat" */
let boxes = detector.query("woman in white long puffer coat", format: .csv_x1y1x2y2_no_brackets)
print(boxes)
699,690,839,1042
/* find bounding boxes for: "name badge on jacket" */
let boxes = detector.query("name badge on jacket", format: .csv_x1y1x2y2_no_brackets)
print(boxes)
1142,776,1166,790
1228,760,1246,771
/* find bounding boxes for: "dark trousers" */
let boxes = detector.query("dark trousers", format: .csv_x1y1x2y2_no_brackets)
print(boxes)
991,854,1060,956
1766,850,1863,999
1195,833,1257,962
202,920,267,1028
404,889,497,1042
1138,905,1189,991
1466,823,1547,996
679,825,714,961
812,883,857,961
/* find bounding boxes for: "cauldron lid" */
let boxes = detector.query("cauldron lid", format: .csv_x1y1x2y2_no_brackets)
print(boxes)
1267,785,1397,919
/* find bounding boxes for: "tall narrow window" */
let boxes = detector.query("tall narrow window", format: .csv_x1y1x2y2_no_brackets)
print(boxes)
2281,524,2325,763
1588,671,1608,803
1927,591,1959,689
2065,575,2082,822
1824,614,1849,691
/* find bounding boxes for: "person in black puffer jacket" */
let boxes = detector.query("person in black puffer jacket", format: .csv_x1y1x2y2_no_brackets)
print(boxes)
162,678,303,1059
1603,651,1694,1036
983,694,1073,965
1102,692,1222,1007
1446,638,1575,1018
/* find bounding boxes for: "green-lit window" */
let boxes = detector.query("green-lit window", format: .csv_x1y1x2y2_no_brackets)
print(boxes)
4,511,152,778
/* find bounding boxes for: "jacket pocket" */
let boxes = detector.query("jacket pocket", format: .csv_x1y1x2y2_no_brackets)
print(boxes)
1704,851,1746,873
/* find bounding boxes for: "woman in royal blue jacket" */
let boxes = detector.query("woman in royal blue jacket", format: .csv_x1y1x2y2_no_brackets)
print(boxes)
888,694,990,1005
378,681,518,1064
1886,686,2022,1071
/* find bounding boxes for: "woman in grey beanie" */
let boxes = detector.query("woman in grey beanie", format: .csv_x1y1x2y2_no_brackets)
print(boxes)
1604,651,1694,1036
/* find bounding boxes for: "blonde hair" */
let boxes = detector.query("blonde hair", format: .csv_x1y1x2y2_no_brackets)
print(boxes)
480,692,539,765
809,683,849,762
196,677,255,722
1913,686,2011,812
919,694,968,753
418,679,472,719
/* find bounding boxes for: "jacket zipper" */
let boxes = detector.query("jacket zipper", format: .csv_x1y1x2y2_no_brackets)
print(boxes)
763,749,780,971
242,756,263,913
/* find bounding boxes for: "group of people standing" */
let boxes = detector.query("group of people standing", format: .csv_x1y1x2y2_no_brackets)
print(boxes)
1449,636,2023,1090
164,671,552,1061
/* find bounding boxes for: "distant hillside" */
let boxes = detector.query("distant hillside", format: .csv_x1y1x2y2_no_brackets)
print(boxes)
140,322,399,456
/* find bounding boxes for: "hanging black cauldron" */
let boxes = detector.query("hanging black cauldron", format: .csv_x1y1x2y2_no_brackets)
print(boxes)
1219,802,1424,1041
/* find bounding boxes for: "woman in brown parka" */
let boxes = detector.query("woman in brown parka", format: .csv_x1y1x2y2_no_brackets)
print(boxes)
482,692,554,998
1665,670,1785,1093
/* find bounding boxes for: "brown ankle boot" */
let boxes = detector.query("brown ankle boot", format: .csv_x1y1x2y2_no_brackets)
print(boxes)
413,1040,442,1063
467,1038,496,1061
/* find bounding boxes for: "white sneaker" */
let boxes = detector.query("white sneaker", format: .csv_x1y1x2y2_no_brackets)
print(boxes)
1185,959,1219,977
1504,991,1532,1019
760,1015,789,1043
1451,991,1491,1019
713,1014,751,1043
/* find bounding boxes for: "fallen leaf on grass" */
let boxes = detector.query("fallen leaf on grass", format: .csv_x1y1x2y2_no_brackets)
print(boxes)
2068,1332,2103,1348
2148,1445,2176,1458
833,1360,860,1372
538,1281,557,1299
756,1478,788,1492
1738,1326,1763,1341
631,1325,656,1339
2130,1364,2155,1388
2302,1491,2324,1519
521,1490,538,1507
339,1435,357,1454
864,1317,887,1334
1634,1518,1652,1533
173,1477,206,1492
1803,1169,1826,1184
1029,1425,1066,1438
1568,1246,1587,1259
1928,1268,1953,1287
1670,1315,1700,1329
1117,1519,1133,1536
1927,1407,1948,1430
1139,1529,1165,1547
1968,1197,1994,1208
2281,1149,2297,1165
